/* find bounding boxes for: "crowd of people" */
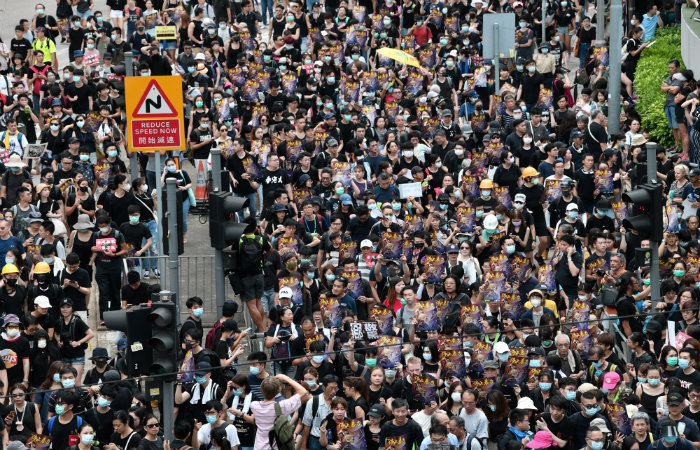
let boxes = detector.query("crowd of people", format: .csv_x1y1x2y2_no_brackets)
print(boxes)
0,0,699,449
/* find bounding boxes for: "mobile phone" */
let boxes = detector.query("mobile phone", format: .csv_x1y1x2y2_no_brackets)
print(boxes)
241,327,252,334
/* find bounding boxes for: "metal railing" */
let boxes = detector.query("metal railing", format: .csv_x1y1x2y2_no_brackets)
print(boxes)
123,255,238,326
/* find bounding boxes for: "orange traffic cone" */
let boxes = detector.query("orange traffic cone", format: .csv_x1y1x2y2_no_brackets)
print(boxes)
194,160,207,201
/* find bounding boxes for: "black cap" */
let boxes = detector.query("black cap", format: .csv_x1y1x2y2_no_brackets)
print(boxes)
367,404,386,418
195,361,212,376
68,136,80,143
59,298,73,307
667,391,684,406
528,347,545,356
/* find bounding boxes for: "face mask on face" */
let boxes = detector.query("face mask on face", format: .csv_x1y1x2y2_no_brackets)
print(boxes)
232,388,243,397
565,391,577,400
79,154,89,162
667,357,678,366
663,436,679,444
365,358,377,367
679,359,690,369
55,405,67,415
286,261,297,271
195,376,207,384
250,366,260,375
450,392,462,402
95,360,107,368
193,307,204,318
585,407,599,417
423,352,432,361
674,270,686,278
326,274,336,281
531,299,542,308
475,210,484,219
76,120,85,128
6,328,19,338
512,221,522,227
539,382,552,391
98,397,111,408
568,211,579,219
648,378,661,386
498,352,509,362
528,66,536,73
385,369,397,378
205,414,217,424
327,77,335,83
523,137,533,144
404,151,414,158
312,355,324,364
481,190,491,198
50,124,60,132
61,378,75,388
530,359,541,368
37,338,47,348
99,226,110,233
506,245,516,254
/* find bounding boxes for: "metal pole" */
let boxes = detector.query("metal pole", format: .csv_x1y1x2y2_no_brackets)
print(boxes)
494,24,501,94
210,148,226,317
608,0,622,134
162,381,174,441
542,0,547,45
155,152,164,285
165,178,180,321
596,0,606,42
124,51,139,183
647,142,660,306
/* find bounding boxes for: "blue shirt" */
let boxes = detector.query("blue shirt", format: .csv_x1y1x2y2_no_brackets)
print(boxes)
641,14,660,41
0,236,25,266
338,294,357,316
372,184,400,203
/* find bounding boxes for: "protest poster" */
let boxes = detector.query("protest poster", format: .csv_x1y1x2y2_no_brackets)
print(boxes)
544,179,562,203
471,341,492,372
510,255,531,282
484,272,506,302
342,271,363,299
424,255,446,283
178,350,194,382
26,434,51,450
415,301,438,331
612,201,628,223
666,205,680,233
337,418,367,450
461,305,482,330
606,403,631,435
490,254,510,274
535,88,553,110
571,328,591,361
493,186,512,208
462,175,480,198
281,73,298,95
570,300,591,329
320,297,342,328
279,275,303,305
500,292,523,320
412,374,438,405
384,435,406,450
339,242,358,262
538,264,555,291
381,232,403,259
472,377,495,407
421,117,441,140
370,306,393,335
438,337,463,351
594,169,614,194
456,206,476,232
440,349,466,378
374,335,402,368
502,354,529,386
25,144,47,161
404,214,424,236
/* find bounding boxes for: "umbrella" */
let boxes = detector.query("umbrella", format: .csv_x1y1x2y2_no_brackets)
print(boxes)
376,48,422,69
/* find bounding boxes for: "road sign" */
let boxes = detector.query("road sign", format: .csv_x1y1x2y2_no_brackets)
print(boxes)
126,76,184,151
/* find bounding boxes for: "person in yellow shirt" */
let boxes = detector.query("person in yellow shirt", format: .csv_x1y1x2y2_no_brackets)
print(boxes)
31,27,57,70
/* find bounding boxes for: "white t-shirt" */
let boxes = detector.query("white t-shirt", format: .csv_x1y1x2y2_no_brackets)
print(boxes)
196,422,240,449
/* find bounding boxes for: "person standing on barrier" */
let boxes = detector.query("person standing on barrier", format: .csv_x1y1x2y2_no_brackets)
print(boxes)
118,205,152,277
131,178,159,279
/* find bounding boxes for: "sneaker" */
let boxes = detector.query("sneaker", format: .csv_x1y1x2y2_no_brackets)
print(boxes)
143,270,150,279
153,269,161,278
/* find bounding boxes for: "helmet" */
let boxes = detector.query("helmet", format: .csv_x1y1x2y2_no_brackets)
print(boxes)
480,179,494,189
34,262,51,274
522,167,539,178
561,178,576,189
483,214,499,230
1,264,19,276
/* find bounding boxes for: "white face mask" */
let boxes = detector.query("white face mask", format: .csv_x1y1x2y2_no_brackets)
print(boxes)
523,137,533,144
6,328,19,339
38,339,47,348
531,298,542,308
451,392,462,402
404,151,413,158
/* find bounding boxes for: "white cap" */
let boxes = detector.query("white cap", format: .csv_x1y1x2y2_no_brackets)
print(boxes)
493,341,510,354
360,239,373,248
279,287,293,298
34,296,52,308
427,91,439,99
566,203,579,211
514,193,527,203
483,214,499,230
194,52,206,60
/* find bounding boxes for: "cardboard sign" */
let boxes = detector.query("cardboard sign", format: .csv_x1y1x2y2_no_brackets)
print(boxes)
83,51,100,66
155,26,177,40
23,142,47,159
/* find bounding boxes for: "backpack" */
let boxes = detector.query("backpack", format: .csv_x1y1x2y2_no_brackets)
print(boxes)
269,402,295,450
311,393,322,420
204,320,223,350
237,235,263,275
47,414,83,433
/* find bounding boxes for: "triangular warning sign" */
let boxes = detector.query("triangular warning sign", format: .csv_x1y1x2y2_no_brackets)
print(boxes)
132,79,178,118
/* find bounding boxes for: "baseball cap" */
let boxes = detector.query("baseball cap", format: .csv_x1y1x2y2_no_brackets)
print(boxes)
590,417,611,433
690,168,700,177
195,52,206,60
528,347,545,356
279,287,294,298
34,296,52,309
493,341,510,354
566,203,579,211
367,404,386,418
514,193,527,203
59,298,73,307
667,391,684,406
195,361,212,376
117,337,128,350
484,360,500,369
73,50,83,58
602,372,621,390
340,194,353,205
272,203,287,212
447,243,459,253
442,109,453,117
51,98,62,107
360,239,373,248
572,131,585,139
327,138,339,146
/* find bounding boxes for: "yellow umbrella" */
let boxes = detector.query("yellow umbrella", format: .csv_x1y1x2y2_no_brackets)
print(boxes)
377,47,422,69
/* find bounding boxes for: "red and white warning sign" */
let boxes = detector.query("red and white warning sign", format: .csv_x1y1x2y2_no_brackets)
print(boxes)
126,76,184,151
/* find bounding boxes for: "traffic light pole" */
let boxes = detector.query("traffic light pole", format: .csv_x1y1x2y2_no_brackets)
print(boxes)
210,148,227,317
165,179,181,324
162,381,174,441
124,51,140,182
647,142,661,306
155,151,164,283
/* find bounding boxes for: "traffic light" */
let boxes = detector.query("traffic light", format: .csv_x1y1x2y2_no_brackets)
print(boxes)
622,181,663,242
162,189,184,255
148,300,179,380
209,191,249,249
103,306,152,376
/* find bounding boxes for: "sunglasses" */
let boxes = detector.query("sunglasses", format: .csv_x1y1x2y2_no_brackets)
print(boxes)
146,423,160,428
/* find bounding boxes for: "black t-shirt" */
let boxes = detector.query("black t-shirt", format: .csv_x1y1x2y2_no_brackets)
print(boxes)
85,407,115,444
109,431,142,450
55,315,90,358
48,415,81,450
378,419,424,450
616,296,643,333
674,368,700,390
105,193,138,228
542,412,573,444
0,335,29,385
10,39,31,60
118,222,152,251
259,168,290,199
58,268,91,311
91,228,126,273
555,252,583,295
0,285,27,317
189,128,214,160
121,283,150,306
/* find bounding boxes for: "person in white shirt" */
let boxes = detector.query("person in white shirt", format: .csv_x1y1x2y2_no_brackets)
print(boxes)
192,400,240,450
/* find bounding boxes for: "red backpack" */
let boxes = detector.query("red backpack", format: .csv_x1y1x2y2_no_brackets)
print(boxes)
204,320,223,350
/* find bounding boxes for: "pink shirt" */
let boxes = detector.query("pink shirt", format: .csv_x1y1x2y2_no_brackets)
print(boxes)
250,393,302,450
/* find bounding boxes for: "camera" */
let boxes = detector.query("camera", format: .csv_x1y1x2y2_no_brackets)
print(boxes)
596,269,605,277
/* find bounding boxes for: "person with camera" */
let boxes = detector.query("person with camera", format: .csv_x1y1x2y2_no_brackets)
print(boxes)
264,293,303,378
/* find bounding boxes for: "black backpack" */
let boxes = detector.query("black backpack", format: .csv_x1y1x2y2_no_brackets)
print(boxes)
237,235,263,275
